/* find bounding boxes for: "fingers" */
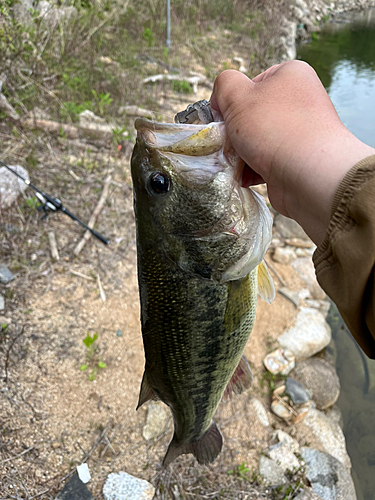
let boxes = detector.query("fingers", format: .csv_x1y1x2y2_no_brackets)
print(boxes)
210,70,254,118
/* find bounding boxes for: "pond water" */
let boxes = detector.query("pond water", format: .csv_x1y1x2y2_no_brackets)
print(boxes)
297,10,375,500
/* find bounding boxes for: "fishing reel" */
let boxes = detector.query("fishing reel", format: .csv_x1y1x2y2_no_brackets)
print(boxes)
35,192,62,220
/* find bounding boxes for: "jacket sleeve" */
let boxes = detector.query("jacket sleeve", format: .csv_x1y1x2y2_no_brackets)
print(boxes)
313,154,375,359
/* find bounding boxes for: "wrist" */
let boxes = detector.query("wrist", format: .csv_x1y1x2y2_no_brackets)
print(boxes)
284,130,375,245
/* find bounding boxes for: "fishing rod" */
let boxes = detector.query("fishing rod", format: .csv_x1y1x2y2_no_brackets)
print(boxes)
0,159,110,245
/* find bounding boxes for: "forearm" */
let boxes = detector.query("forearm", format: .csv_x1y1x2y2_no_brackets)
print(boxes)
313,154,375,358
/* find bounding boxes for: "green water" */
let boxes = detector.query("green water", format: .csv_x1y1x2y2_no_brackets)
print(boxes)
297,10,375,500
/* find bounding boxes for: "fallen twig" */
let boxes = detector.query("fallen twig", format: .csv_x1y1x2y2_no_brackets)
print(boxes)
48,231,59,261
70,269,95,281
97,273,106,302
0,446,34,464
73,175,112,256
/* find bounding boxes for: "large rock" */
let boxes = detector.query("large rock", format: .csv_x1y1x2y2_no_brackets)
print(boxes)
298,408,351,470
259,456,287,486
274,213,309,239
300,448,357,500
294,488,323,499
292,257,326,300
0,165,29,208
271,430,299,453
278,307,331,360
269,442,300,472
293,358,340,410
103,472,155,500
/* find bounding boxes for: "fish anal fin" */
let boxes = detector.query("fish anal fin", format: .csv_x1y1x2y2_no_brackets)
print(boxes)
222,354,253,401
257,260,275,303
136,371,158,410
163,422,223,467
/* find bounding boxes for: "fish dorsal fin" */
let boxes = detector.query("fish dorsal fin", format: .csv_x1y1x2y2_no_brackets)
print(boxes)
136,371,159,410
222,354,253,401
257,260,275,303
163,422,223,467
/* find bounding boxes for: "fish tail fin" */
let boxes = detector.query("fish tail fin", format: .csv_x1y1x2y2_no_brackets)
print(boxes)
222,354,253,401
136,371,159,410
163,422,223,467
257,260,275,303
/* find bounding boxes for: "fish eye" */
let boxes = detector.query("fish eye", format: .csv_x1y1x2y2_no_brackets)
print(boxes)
149,172,170,195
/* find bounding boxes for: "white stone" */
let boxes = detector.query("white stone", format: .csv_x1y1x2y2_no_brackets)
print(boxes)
0,165,29,208
278,307,331,360
259,456,287,486
269,443,300,472
272,429,300,453
142,402,169,440
250,398,270,427
263,348,295,375
0,295,4,311
103,471,155,500
273,246,297,264
301,408,351,470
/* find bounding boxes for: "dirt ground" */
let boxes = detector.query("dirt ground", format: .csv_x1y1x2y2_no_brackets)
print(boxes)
0,87,310,499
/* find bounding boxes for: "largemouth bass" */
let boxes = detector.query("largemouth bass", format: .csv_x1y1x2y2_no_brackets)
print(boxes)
131,103,274,466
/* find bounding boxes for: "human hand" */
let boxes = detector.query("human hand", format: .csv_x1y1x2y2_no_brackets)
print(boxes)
211,61,375,245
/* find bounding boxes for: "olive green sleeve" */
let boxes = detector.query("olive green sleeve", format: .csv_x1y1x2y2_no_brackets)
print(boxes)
313,154,375,359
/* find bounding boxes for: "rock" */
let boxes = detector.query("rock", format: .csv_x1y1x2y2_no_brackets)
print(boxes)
0,295,4,311
55,473,94,500
272,246,297,264
285,377,311,404
0,316,12,325
293,358,340,410
295,248,308,257
0,265,15,284
300,448,356,500
269,442,300,472
285,238,314,248
38,2,77,29
300,408,351,470
271,399,293,421
294,488,324,499
278,287,300,307
271,430,299,453
326,405,344,430
263,348,295,375
274,213,309,239
13,0,34,25
0,165,29,208
272,385,311,424
258,456,287,486
250,398,270,427
142,402,168,440
292,257,326,300
278,307,331,360
103,471,155,500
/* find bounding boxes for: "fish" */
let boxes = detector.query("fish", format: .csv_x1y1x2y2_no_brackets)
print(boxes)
130,105,275,467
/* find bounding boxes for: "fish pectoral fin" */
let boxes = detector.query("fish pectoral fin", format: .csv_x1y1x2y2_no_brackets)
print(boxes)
136,371,159,410
163,422,223,467
257,260,275,303
222,354,254,401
